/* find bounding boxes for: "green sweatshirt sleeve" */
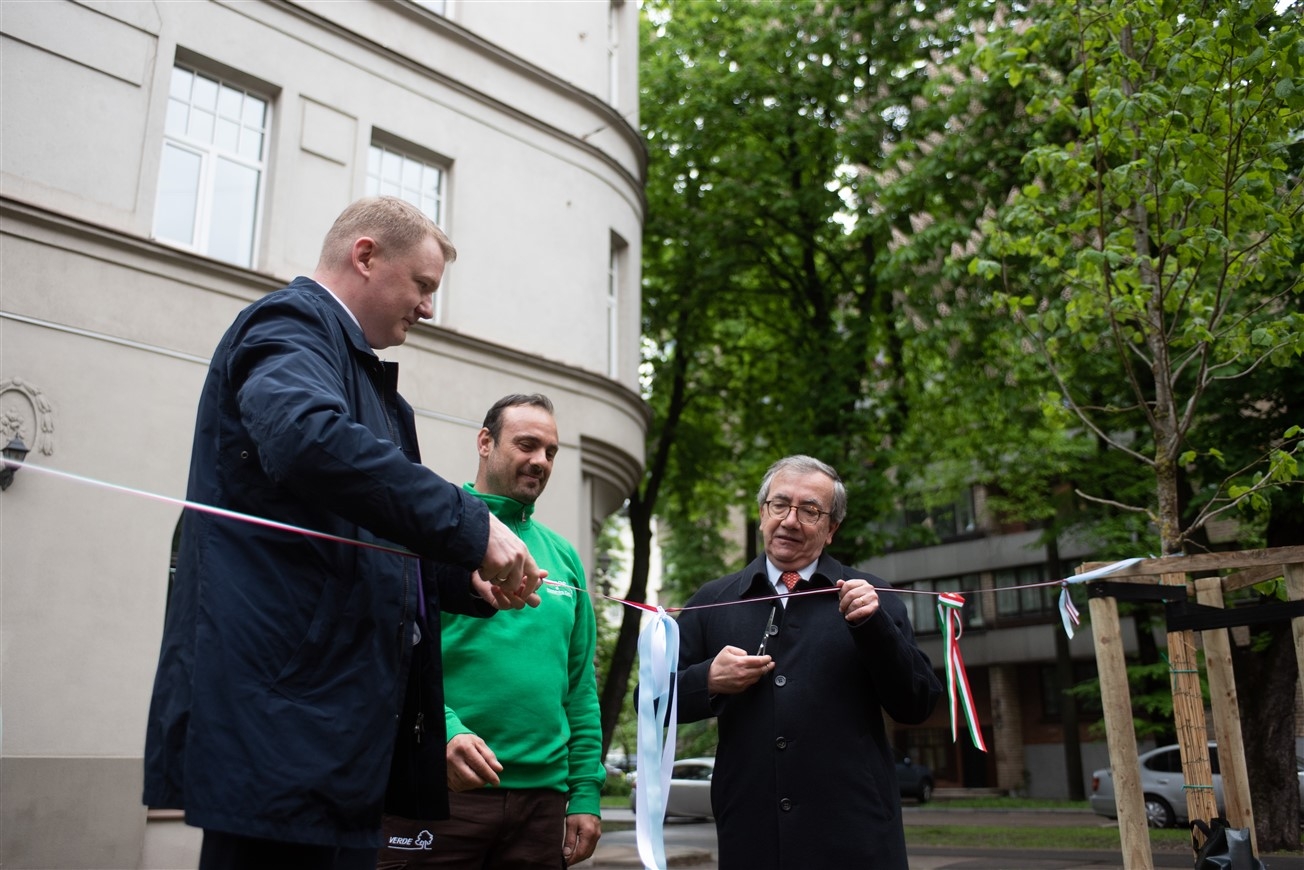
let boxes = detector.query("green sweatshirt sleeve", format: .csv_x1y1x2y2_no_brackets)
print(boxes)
445,704,472,740
563,553,606,816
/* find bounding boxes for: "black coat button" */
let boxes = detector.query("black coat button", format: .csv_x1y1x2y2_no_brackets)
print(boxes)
774,674,787,687
775,737,787,749
780,798,793,811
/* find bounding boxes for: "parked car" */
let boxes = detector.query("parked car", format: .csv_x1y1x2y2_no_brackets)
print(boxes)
628,757,715,820
1089,743,1304,829
896,754,935,803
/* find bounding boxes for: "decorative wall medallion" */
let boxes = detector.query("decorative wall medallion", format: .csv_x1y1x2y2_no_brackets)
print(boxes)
0,378,55,456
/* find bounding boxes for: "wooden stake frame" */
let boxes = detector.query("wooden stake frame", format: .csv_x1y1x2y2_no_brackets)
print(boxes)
1077,545,1304,870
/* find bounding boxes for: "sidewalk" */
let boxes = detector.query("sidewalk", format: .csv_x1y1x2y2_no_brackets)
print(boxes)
577,810,711,868
579,807,1304,870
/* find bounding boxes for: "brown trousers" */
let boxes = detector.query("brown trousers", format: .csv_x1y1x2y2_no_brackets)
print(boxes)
378,789,567,870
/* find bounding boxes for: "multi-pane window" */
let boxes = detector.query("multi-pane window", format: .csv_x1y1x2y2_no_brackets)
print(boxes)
903,489,976,541
994,564,1058,619
1039,661,1103,721
366,143,445,226
153,65,268,268
608,234,627,379
366,141,447,320
899,573,983,636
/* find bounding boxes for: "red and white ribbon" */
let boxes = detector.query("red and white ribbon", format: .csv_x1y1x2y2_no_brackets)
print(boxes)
1058,585,1081,638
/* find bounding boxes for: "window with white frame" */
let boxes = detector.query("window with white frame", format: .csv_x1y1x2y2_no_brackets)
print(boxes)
608,233,628,379
366,142,446,226
994,564,1058,619
899,573,983,636
412,0,448,15
153,65,269,268
366,139,448,320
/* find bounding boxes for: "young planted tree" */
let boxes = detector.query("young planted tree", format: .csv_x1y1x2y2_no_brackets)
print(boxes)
971,0,1304,847
973,0,1304,556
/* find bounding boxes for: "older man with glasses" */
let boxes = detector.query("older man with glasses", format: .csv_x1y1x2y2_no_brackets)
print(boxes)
673,454,942,870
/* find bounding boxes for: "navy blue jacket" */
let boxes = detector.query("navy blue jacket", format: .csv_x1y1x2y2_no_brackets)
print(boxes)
144,277,493,847
675,553,942,870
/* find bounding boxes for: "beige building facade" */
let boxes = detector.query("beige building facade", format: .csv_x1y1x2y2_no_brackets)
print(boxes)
0,1,646,867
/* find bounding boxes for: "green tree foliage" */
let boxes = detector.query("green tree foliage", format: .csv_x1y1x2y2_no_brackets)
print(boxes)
966,0,1304,847
602,2,1303,836
971,0,1304,556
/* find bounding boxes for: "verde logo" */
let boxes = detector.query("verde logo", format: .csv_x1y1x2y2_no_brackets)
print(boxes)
388,830,434,851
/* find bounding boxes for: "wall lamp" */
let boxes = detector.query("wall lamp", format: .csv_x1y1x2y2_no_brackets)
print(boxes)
1,434,29,491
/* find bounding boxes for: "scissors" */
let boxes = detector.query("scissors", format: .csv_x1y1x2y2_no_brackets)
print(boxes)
756,604,777,656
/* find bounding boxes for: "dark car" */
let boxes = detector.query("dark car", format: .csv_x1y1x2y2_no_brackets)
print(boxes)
896,754,934,803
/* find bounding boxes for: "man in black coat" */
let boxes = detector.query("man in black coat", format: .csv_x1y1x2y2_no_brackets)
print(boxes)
675,454,943,869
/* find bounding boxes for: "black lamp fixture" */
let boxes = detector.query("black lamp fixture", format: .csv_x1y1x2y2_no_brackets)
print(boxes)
0,434,29,491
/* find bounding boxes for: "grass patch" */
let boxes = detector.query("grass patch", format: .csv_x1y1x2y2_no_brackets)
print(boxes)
904,824,1192,852
932,796,1090,810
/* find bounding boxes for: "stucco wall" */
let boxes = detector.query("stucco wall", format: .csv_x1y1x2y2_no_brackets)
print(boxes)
0,1,646,866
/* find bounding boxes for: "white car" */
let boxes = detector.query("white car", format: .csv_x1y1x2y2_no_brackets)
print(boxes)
1089,743,1304,828
628,757,715,820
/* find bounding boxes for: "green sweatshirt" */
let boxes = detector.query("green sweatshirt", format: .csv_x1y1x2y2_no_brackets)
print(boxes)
441,485,605,816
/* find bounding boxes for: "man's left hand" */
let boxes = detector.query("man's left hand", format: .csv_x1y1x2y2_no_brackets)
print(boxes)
837,578,880,623
471,570,543,609
562,813,601,865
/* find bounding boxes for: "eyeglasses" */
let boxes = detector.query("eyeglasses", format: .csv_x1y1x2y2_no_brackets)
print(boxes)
763,499,829,525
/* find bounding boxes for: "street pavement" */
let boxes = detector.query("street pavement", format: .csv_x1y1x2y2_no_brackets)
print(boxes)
576,807,1304,870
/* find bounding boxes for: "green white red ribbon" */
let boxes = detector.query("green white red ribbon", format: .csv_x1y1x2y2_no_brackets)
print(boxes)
937,592,986,752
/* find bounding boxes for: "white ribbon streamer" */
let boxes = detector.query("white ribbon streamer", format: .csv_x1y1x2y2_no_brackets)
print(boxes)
634,607,679,870
1058,557,1145,638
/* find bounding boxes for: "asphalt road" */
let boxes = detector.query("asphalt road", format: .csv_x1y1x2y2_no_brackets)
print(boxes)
576,807,1304,870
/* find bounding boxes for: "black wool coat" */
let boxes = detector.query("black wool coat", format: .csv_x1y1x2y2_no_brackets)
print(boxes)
143,279,493,848
675,553,943,870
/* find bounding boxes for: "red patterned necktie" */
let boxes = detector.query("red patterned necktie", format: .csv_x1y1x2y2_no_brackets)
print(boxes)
780,571,801,591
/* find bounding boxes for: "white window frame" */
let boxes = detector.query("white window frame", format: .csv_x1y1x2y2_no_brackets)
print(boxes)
608,233,628,379
366,138,450,323
152,64,270,269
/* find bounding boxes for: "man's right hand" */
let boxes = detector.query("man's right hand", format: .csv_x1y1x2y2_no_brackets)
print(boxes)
479,513,544,608
446,733,503,791
706,645,774,695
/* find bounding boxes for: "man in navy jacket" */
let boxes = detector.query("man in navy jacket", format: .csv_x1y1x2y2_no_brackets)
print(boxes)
675,455,942,870
144,196,543,869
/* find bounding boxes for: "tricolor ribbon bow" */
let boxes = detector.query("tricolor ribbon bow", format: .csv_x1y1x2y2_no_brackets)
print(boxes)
936,592,987,752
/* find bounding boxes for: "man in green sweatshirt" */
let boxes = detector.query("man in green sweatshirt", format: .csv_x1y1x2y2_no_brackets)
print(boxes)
378,394,604,869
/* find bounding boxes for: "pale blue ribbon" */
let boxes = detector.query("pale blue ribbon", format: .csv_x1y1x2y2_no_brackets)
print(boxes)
634,607,679,870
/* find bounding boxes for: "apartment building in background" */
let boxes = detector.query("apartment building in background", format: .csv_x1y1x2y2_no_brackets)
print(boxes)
865,486,1124,799
868,485,1304,800
0,1,646,867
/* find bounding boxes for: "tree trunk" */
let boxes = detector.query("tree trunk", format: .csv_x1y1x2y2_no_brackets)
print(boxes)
1231,621,1300,852
598,492,652,759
